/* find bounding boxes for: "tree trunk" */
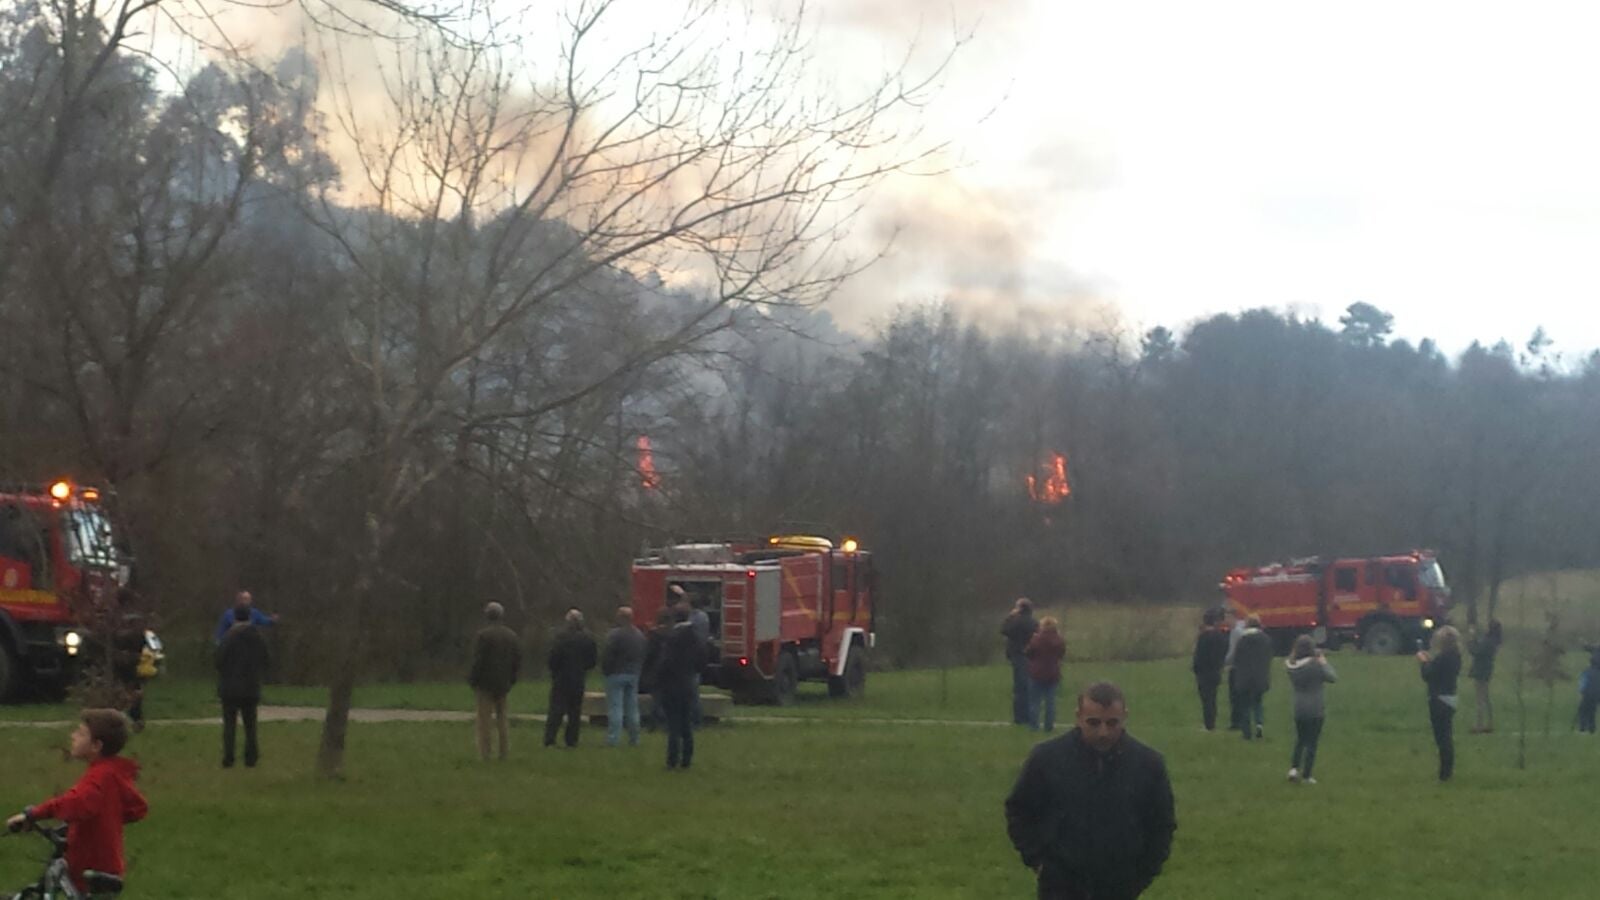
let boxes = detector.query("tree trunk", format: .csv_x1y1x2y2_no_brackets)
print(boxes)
316,668,356,778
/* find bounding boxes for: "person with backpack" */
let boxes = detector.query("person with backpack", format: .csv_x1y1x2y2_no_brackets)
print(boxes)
1284,635,1337,784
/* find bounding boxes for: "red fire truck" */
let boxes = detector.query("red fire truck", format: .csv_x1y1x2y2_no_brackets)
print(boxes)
1221,550,1452,655
630,534,875,704
0,479,161,699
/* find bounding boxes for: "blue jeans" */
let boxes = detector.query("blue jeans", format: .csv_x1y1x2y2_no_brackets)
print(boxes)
1010,658,1032,725
605,673,641,746
1027,678,1059,731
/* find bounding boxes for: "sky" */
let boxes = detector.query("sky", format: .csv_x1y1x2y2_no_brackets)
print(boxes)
133,0,1600,357
806,0,1600,356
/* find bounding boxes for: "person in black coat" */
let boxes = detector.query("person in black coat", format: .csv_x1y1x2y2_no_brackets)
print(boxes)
1191,608,1230,732
216,604,270,768
1002,598,1040,726
543,608,598,748
1418,625,1462,781
1006,681,1177,900
655,609,706,770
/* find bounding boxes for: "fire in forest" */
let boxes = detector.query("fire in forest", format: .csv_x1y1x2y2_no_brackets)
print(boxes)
1026,453,1071,504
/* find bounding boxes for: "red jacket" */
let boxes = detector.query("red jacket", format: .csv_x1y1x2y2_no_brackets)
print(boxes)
1025,630,1067,685
30,756,148,886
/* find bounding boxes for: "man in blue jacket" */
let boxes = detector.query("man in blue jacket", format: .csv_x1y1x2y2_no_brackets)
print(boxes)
214,590,278,644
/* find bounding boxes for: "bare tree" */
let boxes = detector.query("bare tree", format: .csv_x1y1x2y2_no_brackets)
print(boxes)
301,0,955,775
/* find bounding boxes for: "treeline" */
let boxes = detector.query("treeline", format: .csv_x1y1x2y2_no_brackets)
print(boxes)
3,2,1596,685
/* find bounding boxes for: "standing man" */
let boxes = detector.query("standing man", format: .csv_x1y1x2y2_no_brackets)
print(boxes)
672,586,712,727
1229,615,1273,740
468,601,521,761
1191,608,1229,732
1005,681,1177,900
214,590,278,644
601,606,648,747
216,604,269,768
544,608,597,748
1002,598,1040,726
657,608,706,770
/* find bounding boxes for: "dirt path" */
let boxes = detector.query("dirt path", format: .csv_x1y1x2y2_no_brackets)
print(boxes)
0,706,1016,729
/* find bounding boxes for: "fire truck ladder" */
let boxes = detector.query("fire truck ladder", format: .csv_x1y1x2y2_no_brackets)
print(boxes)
721,591,747,658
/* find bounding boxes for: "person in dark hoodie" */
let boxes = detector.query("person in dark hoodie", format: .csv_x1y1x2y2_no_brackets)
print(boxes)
1191,608,1230,731
1417,625,1462,781
216,603,270,768
544,607,598,748
1226,615,1273,740
1284,635,1337,784
1005,681,1176,900
7,709,148,896
1002,598,1040,726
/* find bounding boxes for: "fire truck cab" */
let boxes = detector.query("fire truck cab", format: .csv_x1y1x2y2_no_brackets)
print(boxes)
0,480,159,700
630,534,875,705
1221,551,1451,655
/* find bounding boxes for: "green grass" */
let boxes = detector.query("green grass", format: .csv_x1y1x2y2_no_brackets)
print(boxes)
2,652,1597,898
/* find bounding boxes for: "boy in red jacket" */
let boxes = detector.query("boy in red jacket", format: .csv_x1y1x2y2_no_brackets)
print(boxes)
7,709,148,891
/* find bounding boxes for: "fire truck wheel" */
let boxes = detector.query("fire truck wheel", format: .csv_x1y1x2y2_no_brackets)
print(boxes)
1362,620,1402,655
0,640,17,702
774,652,799,706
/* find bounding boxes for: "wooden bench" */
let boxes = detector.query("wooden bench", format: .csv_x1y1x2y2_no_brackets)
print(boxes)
581,690,732,724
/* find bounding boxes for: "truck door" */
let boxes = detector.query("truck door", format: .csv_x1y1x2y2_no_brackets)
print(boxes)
1330,563,1359,628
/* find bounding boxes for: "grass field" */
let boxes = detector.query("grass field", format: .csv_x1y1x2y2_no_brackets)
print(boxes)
2,650,1597,899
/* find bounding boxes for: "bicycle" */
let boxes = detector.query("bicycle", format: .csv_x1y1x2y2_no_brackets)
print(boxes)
3,819,123,899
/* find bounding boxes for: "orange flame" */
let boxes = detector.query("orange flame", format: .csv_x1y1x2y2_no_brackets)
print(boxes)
1026,453,1071,505
637,436,660,490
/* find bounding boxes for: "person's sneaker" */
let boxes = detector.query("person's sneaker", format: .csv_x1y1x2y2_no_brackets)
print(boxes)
1255,725,1265,739
1304,777,1318,785
1287,768,1300,782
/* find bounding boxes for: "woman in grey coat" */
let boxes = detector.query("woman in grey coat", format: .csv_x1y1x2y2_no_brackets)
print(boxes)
1284,635,1337,784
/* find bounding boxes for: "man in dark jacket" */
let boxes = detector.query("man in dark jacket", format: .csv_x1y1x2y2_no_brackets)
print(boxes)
1227,616,1273,740
544,607,598,748
1002,598,1040,726
601,606,648,747
216,604,270,768
656,609,706,770
1005,681,1176,899
1191,608,1230,731
468,601,521,760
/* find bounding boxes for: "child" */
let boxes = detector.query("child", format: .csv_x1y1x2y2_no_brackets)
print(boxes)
6,709,148,893
1285,635,1337,784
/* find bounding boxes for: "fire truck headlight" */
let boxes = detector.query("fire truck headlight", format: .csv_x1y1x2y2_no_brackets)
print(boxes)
1422,618,1435,630
64,631,83,648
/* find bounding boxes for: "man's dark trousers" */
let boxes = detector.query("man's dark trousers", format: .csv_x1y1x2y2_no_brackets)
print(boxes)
544,681,584,747
222,699,259,767
1011,657,1032,725
1038,880,1140,900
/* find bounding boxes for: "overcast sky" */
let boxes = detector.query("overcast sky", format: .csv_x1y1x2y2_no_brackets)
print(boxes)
809,0,1600,356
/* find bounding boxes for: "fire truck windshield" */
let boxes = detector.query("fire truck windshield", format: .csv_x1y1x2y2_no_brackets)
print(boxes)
65,507,118,569
1418,559,1447,592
